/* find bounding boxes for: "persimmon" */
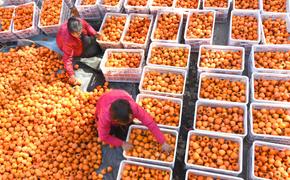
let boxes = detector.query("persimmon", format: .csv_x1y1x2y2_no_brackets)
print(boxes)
153,12,181,41
262,18,290,44
234,0,259,9
186,12,214,39
0,7,14,32
40,0,62,26
105,52,142,68
81,0,97,5
231,15,259,41
13,3,34,31
204,0,228,8
175,0,199,9
263,0,287,13
254,50,290,70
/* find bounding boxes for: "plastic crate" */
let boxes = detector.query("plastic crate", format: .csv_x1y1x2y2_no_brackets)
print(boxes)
38,0,70,35
185,130,243,176
139,66,188,99
198,72,249,104
193,100,247,138
249,103,290,145
184,10,216,52
228,10,262,52
185,169,243,180
233,0,261,10
197,45,245,75
251,72,290,104
75,0,101,19
249,141,290,180
261,13,290,45
3,0,34,5
135,93,183,130
124,0,149,13
97,0,124,16
150,10,184,44
100,48,145,82
117,160,173,180
0,5,18,43
260,0,290,14
149,0,175,14
146,42,191,70
249,45,290,74
121,13,154,50
173,0,201,19
123,124,179,168
202,0,230,22
12,2,40,39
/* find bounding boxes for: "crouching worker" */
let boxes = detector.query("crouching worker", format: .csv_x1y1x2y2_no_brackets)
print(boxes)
95,89,172,153
56,16,101,86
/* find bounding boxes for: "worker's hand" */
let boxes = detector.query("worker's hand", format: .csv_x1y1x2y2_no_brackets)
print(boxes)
68,76,81,86
122,142,133,152
161,142,173,154
71,7,80,17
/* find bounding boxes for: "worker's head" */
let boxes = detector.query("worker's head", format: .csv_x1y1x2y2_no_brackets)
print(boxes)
67,17,82,38
110,99,133,126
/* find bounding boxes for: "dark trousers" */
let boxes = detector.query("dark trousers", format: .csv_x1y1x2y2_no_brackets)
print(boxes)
80,35,102,58
109,123,133,141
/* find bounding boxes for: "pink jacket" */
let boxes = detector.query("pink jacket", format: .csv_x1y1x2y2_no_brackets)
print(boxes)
95,90,166,147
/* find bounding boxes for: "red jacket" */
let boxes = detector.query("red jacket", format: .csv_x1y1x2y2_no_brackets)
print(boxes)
95,90,166,147
56,18,97,77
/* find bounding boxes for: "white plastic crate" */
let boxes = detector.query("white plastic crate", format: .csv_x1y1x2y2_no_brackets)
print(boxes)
12,2,40,39
117,160,173,180
184,10,216,52
75,0,101,19
249,141,290,180
228,10,262,52
139,66,188,99
251,72,290,104
202,0,230,22
3,0,33,5
185,169,243,180
198,72,249,104
38,0,70,35
124,0,149,13
149,0,175,14
150,10,183,44
249,103,290,145
197,45,245,75
123,124,179,168
260,0,290,14
250,45,290,74
185,130,243,176
233,0,261,11
97,0,124,16
121,13,154,50
146,42,191,70
0,5,18,43
173,0,201,15
100,48,145,83
135,94,183,130
193,100,247,138
97,13,129,50
261,13,290,45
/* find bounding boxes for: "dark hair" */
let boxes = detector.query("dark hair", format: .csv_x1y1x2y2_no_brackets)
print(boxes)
110,99,132,124
67,17,82,33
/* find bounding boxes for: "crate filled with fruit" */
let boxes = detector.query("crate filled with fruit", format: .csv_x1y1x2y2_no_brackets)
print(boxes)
185,130,243,175
38,0,70,35
75,0,101,19
136,94,183,130
12,2,39,38
202,0,230,22
139,66,187,98
97,0,124,16
151,11,183,43
233,0,260,10
117,160,172,180
123,125,178,167
174,0,200,12
197,45,245,75
124,0,150,13
121,13,154,50
149,0,175,14
186,169,243,180
184,10,216,51
0,5,17,42
100,49,145,82
261,0,289,13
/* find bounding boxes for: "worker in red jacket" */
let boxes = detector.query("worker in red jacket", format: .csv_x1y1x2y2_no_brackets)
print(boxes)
56,16,101,85
95,89,173,153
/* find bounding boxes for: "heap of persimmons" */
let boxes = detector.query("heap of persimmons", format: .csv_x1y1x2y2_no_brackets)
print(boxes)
0,45,111,179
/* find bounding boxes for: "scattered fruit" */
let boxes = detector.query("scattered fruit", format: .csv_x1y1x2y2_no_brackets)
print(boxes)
186,12,214,39
200,76,247,103
231,15,259,41
262,18,290,44
200,48,243,69
204,0,228,8
196,105,244,134
263,0,287,13
13,3,34,31
152,0,174,7
234,0,259,9
153,13,181,41
40,0,62,26
149,46,189,67
142,70,185,94
187,135,240,172
138,97,181,127
105,52,142,68
123,16,152,44
0,7,14,32
81,0,97,5
254,50,290,70
175,0,199,9
125,128,176,162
